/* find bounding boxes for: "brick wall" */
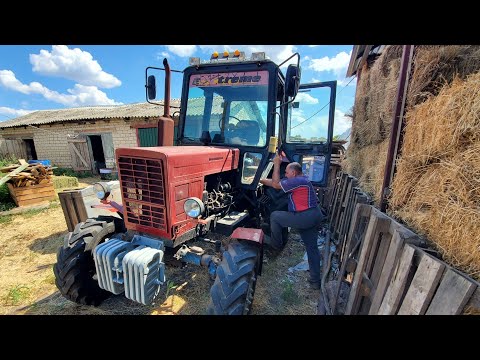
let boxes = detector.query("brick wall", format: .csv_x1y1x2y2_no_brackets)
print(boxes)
0,118,160,168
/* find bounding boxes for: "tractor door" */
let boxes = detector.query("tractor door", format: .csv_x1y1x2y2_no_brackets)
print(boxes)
280,81,336,187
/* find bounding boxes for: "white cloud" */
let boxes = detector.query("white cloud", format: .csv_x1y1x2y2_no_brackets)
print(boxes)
308,51,352,78
311,77,320,83
308,45,320,48
29,45,121,88
0,70,121,107
295,92,319,105
66,84,123,106
333,109,352,135
0,106,35,120
165,45,197,57
156,51,170,61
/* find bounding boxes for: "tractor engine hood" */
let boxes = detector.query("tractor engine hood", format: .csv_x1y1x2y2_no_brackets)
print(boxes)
115,146,239,179
115,146,240,241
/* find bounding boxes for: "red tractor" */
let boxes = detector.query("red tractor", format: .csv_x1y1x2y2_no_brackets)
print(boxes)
53,50,337,314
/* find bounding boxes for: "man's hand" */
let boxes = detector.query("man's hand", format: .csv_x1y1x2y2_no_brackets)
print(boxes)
273,153,282,167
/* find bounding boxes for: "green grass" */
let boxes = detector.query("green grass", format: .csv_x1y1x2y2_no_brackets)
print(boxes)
0,184,16,212
0,214,13,224
3,285,30,306
280,279,300,305
52,167,92,178
165,280,178,300
0,154,18,168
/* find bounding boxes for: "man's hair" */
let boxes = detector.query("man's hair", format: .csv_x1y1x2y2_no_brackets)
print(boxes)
289,162,303,175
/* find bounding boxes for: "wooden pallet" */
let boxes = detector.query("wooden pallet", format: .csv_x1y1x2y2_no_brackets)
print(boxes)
377,244,478,315
334,204,479,315
7,181,56,207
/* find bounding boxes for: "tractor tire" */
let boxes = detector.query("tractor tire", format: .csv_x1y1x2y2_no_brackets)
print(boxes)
207,240,260,315
53,216,123,306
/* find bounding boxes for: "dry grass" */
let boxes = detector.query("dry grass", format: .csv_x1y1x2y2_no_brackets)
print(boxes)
348,45,480,202
0,195,321,315
407,45,480,107
390,72,480,280
401,73,480,167
0,204,66,314
350,45,402,148
343,140,389,202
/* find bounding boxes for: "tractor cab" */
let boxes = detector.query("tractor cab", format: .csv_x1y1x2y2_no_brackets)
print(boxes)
146,51,337,189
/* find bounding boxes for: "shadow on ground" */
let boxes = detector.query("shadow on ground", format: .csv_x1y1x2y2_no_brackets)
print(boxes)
28,231,67,255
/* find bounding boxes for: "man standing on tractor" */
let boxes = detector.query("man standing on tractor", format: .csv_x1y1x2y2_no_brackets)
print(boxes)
260,153,324,290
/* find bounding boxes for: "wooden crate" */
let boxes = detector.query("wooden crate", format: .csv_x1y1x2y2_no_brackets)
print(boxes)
7,181,56,207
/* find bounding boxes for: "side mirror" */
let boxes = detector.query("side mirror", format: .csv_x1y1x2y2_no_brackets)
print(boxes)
285,64,301,99
147,75,156,100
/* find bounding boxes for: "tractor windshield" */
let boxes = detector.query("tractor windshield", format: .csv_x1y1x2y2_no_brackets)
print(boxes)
183,71,269,147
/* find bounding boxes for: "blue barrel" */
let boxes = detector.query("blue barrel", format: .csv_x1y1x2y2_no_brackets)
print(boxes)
28,159,51,166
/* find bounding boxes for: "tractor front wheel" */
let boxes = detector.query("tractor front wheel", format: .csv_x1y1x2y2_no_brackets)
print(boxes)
53,216,123,306
207,240,260,315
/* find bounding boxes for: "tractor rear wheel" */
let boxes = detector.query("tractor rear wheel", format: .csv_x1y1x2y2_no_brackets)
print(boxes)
207,240,260,315
53,216,123,306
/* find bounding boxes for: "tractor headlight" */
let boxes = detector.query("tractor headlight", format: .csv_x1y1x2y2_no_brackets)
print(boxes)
183,197,205,218
94,182,111,200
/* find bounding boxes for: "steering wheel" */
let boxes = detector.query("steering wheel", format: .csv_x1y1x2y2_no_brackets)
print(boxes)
219,115,241,129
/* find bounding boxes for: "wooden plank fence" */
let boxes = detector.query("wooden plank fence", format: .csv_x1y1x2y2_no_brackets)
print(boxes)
326,171,480,315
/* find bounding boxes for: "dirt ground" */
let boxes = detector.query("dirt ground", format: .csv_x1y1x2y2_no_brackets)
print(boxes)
0,177,322,315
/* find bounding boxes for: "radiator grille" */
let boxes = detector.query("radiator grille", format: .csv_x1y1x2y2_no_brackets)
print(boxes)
118,156,166,231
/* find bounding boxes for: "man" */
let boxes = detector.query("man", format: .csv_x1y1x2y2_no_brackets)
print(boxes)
259,153,324,290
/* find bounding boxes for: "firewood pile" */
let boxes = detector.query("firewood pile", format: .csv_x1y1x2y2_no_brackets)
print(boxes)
0,159,54,187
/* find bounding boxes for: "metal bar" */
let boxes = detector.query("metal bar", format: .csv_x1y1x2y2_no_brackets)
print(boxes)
380,45,414,212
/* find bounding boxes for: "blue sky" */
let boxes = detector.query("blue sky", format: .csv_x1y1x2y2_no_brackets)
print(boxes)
0,45,355,136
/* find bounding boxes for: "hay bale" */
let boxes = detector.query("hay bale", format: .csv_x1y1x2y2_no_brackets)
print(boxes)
351,45,403,148
390,72,480,280
407,45,480,107
52,176,79,190
391,149,480,279
343,139,388,202
401,72,480,167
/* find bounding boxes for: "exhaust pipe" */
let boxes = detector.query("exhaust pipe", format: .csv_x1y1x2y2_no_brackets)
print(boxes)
163,58,171,118
157,58,174,146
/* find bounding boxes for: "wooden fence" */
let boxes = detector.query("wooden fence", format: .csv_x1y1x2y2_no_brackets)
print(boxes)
326,171,480,315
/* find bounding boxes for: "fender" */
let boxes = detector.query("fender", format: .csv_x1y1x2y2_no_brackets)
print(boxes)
230,227,264,275
230,227,264,244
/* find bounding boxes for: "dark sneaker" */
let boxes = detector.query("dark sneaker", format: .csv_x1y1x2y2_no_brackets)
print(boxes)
260,223,271,236
308,278,321,290
263,235,281,251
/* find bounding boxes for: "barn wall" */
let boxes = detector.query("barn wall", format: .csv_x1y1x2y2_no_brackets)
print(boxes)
0,118,160,168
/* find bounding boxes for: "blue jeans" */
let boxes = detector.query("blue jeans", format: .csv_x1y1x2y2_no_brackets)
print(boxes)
270,207,323,283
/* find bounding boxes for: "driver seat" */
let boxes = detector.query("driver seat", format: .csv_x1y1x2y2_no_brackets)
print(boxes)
235,120,260,146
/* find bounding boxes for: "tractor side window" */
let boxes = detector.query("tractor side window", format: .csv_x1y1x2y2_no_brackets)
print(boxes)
241,152,262,184
286,86,332,144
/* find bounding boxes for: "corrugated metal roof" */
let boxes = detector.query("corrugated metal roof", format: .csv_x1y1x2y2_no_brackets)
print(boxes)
0,100,181,129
